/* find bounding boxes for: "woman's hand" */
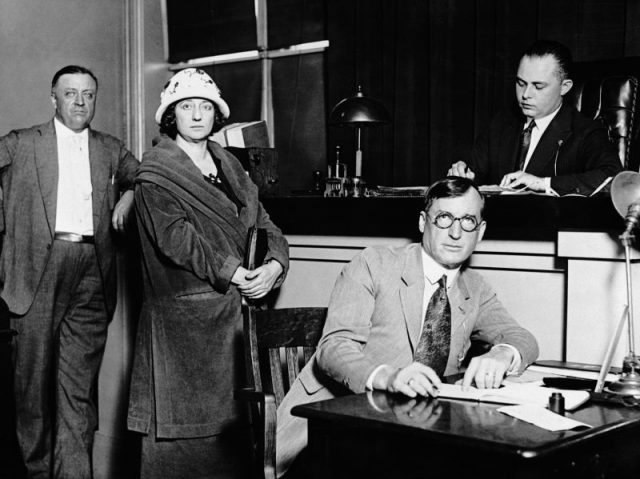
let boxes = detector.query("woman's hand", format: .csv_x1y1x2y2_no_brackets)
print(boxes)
237,261,283,299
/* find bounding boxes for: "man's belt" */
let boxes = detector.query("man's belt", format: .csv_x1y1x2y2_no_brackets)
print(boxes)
54,232,95,244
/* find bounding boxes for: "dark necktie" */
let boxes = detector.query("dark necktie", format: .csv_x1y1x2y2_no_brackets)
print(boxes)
517,120,536,171
414,275,451,376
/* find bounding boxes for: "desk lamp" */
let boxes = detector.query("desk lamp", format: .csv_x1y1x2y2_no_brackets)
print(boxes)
606,171,640,396
329,85,390,178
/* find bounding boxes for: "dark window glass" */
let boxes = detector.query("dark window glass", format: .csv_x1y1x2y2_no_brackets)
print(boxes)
201,61,263,123
272,52,326,192
167,0,257,62
267,0,326,50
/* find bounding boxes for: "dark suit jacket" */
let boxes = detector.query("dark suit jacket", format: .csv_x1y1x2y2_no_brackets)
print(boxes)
0,120,139,316
469,103,622,196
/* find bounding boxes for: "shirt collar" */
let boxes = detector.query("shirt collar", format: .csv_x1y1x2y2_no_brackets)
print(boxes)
525,103,562,132
54,117,89,141
421,247,460,289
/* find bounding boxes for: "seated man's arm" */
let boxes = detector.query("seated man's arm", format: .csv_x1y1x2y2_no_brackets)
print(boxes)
462,277,539,389
449,123,494,183
315,252,379,393
549,126,622,196
316,249,443,398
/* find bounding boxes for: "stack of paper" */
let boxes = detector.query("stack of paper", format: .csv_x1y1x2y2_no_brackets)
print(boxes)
438,383,590,411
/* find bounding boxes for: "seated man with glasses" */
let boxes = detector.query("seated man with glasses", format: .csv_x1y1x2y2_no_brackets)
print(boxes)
275,176,539,478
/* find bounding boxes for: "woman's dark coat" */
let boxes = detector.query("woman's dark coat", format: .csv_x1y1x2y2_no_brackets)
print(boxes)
127,138,289,438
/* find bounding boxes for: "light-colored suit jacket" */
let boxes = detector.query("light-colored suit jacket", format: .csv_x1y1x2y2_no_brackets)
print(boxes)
276,243,538,476
0,120,139,316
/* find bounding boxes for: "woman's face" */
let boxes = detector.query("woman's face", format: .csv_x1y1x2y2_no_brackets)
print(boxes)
175,98,215,143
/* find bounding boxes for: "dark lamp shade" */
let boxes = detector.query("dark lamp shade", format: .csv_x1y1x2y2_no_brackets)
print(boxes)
329,86,391,126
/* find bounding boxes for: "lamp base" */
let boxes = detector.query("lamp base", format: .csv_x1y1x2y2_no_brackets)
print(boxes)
604,354,640,397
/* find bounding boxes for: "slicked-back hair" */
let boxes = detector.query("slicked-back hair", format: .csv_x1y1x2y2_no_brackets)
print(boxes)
159,101,227,139
51,65,98,90
521,40,573,81
424,176,485,218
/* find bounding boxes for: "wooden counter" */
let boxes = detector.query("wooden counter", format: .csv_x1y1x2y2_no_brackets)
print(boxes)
262,195,622,239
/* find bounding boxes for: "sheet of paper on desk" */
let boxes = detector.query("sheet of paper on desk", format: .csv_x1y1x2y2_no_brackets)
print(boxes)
478,185,551,196
527,364,619,382
498,404,592,432
438,383,590,410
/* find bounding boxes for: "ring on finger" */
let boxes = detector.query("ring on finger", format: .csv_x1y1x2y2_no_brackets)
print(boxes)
408,378,415,387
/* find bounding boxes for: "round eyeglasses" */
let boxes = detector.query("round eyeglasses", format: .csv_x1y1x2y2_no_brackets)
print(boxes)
429,212,482,232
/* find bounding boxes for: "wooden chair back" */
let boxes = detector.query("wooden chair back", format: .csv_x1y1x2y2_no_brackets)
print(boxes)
244,306,327,408
238,305,327,479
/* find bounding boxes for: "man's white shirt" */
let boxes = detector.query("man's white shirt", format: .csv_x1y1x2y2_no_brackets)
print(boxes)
54,118,93,236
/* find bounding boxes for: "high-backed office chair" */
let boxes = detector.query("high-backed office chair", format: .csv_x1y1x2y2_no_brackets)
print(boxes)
235,306,327,479
567,57,640,171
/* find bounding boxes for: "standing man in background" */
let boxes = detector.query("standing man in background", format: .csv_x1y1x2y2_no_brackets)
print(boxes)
449,40,621,196
0,65,139,478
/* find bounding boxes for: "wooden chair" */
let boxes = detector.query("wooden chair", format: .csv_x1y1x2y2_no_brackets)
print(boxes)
235,306,327,479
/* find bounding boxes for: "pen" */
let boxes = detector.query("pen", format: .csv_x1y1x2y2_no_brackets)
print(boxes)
111,174,114,185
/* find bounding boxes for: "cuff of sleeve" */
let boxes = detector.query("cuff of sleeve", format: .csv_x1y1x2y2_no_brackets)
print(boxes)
216,256,243,292
543,177,559,196
366,364,389,390
491,343,521,375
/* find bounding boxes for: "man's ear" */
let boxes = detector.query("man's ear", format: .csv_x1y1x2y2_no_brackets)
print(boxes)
476,220,487,243
50,93,57,109
418,211,426,234
560,78,573,96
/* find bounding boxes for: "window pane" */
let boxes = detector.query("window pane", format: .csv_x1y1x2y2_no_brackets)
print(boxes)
167,0,257,62
272,52,326,193
267,0,326,50
201,61,263,123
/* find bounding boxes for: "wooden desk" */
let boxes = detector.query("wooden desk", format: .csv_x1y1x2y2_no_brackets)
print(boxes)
292,392,640,479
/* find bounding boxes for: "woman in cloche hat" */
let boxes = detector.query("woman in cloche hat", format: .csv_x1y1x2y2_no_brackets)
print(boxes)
127,68,289,478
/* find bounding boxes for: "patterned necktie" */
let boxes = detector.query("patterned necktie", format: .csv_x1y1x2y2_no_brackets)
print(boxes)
517,120,536,171
414,275,451,376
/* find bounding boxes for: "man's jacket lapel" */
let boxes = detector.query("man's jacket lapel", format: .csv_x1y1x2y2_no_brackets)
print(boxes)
34,121,58,238
400,244,425,354
526,103,573,175
89,129,110,233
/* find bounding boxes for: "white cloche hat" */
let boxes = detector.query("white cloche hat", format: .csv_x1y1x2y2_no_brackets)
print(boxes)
154,68,230,124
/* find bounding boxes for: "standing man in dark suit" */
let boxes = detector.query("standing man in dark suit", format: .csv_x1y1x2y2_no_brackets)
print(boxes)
449,40,621,196
0,65,139,478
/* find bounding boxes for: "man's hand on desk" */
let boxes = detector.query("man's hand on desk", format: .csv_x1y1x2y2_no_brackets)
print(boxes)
462,347,514,390
447,161,476,180
373,362,442,398
499,171,546,192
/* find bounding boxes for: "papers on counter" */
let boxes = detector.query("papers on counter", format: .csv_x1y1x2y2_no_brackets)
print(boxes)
438,383,590,411
498,404,591,431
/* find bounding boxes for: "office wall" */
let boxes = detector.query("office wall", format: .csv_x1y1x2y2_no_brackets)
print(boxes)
0,0,128,138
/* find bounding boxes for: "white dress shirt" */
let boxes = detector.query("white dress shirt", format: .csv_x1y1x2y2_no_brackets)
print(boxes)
54,118,94,236
521,104,562,195
521,104,562,172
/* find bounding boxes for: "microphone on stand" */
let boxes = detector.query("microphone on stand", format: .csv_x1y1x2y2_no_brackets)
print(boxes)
623,202,640,235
